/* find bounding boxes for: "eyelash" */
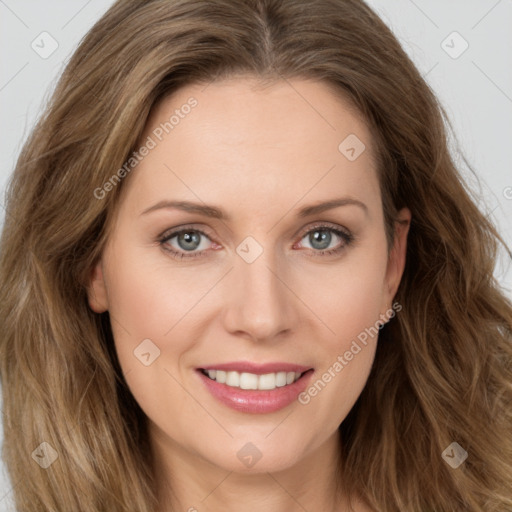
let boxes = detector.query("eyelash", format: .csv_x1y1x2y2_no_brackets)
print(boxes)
157,223,354,260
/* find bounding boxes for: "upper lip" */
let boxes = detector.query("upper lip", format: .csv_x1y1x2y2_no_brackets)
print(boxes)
199,361,312,375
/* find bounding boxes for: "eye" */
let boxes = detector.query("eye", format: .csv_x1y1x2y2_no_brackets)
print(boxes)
295,223,354,256
159,227,216,260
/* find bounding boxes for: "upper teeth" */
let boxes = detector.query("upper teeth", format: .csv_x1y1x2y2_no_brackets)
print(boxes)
204,370,302,390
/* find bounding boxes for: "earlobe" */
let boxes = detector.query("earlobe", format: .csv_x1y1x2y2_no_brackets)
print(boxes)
86,260,109,313
384,207,411,305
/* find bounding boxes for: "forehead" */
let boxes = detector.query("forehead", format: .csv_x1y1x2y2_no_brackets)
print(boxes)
146,76,373,158
122,76,381,219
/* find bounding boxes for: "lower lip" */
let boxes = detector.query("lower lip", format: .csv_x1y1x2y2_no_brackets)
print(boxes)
197,369,314,414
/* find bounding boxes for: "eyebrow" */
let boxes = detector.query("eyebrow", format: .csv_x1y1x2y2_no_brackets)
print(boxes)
140,197,368,219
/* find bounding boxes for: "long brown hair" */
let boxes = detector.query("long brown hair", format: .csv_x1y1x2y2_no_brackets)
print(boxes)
1,0,511,510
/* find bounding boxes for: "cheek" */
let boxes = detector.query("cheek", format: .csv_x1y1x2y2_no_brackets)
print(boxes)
105,242,198,339
103,249,197,428
101,244,183,378
299,237,388,345
294,240,387,418
102,242,223,411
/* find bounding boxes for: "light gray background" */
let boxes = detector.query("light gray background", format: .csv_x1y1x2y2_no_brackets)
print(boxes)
0,1,511,509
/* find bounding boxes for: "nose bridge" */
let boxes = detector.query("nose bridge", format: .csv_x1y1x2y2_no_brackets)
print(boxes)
223,238,296,340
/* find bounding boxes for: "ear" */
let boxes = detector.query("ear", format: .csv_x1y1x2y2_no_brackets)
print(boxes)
86,260,109,313
382,207,411,309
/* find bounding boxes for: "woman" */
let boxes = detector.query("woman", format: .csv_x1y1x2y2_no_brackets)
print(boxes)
1,0,511,511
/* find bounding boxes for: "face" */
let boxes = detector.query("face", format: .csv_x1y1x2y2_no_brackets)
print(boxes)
88,76,410,477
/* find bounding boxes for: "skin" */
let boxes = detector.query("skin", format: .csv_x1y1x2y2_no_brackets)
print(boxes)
87,76,411,512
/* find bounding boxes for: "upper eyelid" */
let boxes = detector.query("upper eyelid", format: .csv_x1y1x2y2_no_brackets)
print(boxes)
159,225,214,242
299,221,350,236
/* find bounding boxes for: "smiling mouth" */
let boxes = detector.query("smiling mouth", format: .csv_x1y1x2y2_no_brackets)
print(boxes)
199,369,310,391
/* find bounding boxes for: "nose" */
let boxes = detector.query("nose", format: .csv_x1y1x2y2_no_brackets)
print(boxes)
221,246,299,343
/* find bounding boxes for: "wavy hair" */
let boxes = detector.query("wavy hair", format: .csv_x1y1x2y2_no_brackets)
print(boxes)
1,0,511,510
